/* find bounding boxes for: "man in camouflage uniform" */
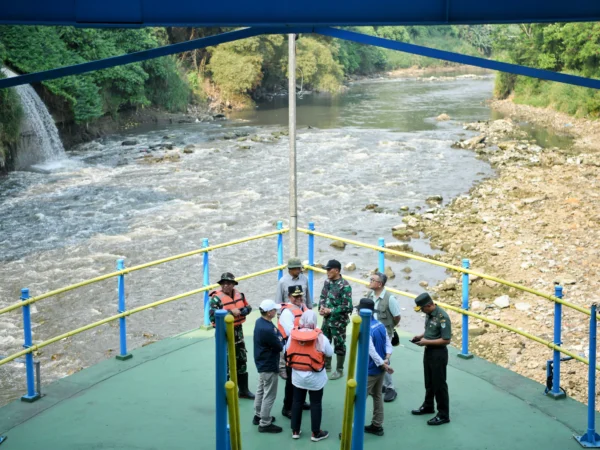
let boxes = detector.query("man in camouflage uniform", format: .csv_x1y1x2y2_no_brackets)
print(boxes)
318,259,353,380
209,272,255,399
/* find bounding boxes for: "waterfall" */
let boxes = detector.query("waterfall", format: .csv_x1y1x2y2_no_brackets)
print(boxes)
1,67,67,170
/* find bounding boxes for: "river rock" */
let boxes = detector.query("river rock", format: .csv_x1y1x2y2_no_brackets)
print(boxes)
384,266,395,279
183,145,195,154
392,229,411,240
515,302,531,311
436,113,450,121
469,326,487,337
385,243,413,252
439,277,458,291
426,195,443,204
344,262,356,271
392,224,407,231
122,140,138,146
364,203,378,210
330,240,346,250
419,281,429,288
402,266,412,273
471,300,485,311
494,295,511,309
399,206,410,211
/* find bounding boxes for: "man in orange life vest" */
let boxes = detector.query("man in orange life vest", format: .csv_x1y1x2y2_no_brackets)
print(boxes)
209,272,255,399
279,285,309,419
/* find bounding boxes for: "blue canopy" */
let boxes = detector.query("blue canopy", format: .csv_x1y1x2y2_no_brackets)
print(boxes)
1,0,599,27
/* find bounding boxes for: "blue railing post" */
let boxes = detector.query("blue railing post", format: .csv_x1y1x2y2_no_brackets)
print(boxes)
458,259,473,360
574,303,600,447
549,285,565,399
378,238,385,274
308,222,315,301
203,238,211,328
20,288,40,403
277,221,284,280
351,308,372,450
116,260,132,361
215,310,229,450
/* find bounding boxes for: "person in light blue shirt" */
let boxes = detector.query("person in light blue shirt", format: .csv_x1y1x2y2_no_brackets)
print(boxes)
367,272,401,402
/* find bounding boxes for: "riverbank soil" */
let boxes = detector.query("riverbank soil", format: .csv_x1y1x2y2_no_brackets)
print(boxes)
411,102,600,408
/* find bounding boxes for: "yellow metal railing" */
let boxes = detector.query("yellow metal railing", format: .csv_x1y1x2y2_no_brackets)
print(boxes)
0,265,284,368
305,263,593,369
0,229,289,316
298,227,599,320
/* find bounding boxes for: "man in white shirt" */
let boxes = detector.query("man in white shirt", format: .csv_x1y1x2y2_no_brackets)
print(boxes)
367,272,401,402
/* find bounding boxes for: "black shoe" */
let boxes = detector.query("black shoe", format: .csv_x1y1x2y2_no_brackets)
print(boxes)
302,402,311,411
253,415,276,425
427,416,450,426
383,388,397,403
258,423,283,433
239,390,255,400
411,406,435,415
281,408,292,419
311,430,329,442
364,424,384,436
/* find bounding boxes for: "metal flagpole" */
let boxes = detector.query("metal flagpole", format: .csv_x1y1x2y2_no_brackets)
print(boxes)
288,33,298,258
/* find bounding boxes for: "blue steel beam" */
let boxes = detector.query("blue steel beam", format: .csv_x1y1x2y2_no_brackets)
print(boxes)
0,27,312,90
317,27,600,91
0,0,600,27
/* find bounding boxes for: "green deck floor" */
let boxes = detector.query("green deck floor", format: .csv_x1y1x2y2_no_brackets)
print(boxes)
0,312,595,450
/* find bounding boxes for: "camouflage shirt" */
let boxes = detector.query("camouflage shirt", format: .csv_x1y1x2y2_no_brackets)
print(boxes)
318,277,353,327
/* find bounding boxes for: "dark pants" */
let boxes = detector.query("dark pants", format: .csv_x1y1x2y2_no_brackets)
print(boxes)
291,386,324,434
423,347,449,419
283,365,293,411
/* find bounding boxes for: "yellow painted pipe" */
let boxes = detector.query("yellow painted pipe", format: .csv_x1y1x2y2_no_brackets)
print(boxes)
340,379,357,450
225,315,238,388
346,315,362,382
224,314,241,446
0,229,289,316
225,381,240,450
0,265,285,367
298,228,599,320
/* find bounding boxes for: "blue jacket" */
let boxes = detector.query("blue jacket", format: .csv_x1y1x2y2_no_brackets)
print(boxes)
368,319,387,376
254,316,284,373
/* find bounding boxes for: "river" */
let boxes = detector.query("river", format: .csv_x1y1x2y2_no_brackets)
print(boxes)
0,72,496,406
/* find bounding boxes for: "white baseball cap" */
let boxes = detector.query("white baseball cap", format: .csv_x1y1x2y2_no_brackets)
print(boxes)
259,299,281,312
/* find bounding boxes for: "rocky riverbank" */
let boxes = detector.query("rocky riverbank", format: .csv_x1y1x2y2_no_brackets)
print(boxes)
398,114,600,408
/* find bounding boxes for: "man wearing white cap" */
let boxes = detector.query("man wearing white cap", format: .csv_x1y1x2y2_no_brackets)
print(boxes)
253,299,284,433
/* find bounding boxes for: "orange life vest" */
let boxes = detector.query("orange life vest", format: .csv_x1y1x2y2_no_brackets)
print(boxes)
209,288,248,327
286,328,325,372
277,303,306,340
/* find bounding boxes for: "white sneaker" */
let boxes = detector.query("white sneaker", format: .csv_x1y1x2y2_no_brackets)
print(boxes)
292,430,301,439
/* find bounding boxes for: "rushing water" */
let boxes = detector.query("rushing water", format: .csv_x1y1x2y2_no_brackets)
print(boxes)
1,68,67,170
0,73,496,406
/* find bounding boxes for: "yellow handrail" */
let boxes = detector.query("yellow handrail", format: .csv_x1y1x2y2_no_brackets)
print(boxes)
0,228,289,316
0,265,285,368
225,315,241,449
299,228,598,319
341,316,361,450
304,265,594,369
225,381,241,450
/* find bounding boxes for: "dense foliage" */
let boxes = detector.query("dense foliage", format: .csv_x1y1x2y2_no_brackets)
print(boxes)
493,23,600,117
0,41,23,168
2,22,600,130
0,26,190,123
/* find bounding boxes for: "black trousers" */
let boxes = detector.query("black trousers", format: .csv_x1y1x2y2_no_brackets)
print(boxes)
283,365,293,411
423,346,449,419
291,386,324,434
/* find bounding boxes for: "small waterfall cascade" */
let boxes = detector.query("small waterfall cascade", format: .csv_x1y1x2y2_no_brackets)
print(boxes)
1,67,67,169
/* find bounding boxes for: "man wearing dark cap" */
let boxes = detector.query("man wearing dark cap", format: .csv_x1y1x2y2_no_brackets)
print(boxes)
275,257,312,380
410,293,452,425
275,257,313,308
209,272,255,399
318,259,353,380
